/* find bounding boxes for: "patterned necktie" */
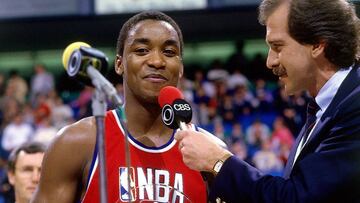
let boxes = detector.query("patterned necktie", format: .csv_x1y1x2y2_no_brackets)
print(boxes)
302,99,320,146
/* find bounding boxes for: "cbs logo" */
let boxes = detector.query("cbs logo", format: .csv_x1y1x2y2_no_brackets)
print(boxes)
174,104,191,111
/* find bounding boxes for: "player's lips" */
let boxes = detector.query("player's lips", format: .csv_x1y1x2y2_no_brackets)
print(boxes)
27,186,36,192
143,74,167,82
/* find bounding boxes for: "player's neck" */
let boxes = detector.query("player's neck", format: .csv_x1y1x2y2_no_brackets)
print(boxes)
124,98,174,145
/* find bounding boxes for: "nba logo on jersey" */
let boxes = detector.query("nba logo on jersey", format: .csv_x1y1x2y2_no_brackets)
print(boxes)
119,167,136,201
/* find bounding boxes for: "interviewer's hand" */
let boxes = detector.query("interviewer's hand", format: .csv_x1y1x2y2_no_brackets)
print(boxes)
174,130,231,172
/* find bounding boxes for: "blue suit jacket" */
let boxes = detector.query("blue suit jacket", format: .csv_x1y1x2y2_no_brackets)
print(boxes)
209,66,360,203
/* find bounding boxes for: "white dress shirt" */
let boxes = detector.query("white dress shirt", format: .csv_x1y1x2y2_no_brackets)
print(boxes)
292,67,352,165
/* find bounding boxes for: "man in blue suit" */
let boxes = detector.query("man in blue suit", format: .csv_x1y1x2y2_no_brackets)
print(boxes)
175,0,360,202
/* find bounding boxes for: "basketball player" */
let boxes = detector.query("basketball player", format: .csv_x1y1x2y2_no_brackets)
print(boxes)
31,11,223,203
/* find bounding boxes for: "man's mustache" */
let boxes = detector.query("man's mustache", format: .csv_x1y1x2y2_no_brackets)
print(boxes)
272,67,287,76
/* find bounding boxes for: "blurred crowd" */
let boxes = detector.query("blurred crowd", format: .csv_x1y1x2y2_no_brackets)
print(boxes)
0,42,312,202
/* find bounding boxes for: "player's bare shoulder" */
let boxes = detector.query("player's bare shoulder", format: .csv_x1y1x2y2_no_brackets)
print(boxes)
32,116,97,202
42,116,97,177
51,116,97,161
57,116,96,144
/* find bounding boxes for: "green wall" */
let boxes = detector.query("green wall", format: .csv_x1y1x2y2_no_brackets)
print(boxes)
0,39,268,77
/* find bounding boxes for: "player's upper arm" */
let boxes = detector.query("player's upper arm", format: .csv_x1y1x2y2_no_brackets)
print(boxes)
31,117,96,203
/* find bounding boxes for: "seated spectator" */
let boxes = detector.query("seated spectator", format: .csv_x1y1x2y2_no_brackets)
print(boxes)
227,67,249,91
196,102,210,127
7,142,46,203
233,85,254,117
30,64,54,104
229,123,245,144
231,140,248,162
1,113,33,153
218,94,236,124
252,139,283,176
207,59,229,82
0,88,21,128
6,70,28,105
193,69,215,98
51,96,74,130
252,79,274,112
32,94,51,127
271,116,294,150
70,86,93,119
32,117,58,147
245,119,271,147
245,119,271,158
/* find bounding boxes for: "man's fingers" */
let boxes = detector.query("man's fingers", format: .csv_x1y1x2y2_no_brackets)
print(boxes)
174,130,189,141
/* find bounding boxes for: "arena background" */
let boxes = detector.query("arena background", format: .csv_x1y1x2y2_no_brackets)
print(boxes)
0,0,359,202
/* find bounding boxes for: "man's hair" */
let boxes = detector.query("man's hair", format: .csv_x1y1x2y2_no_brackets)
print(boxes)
116,11,184,57
259,0,360,68
7,142,46,173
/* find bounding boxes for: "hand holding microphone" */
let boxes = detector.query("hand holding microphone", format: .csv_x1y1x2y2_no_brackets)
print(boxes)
158,86,231,175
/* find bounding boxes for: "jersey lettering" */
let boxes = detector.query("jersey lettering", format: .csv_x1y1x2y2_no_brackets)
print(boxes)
119,167,185,202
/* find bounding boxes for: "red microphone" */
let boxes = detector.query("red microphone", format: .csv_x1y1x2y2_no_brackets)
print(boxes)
158,86,192,130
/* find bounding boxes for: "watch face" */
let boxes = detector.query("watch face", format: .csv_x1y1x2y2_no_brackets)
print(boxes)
213,160,224,173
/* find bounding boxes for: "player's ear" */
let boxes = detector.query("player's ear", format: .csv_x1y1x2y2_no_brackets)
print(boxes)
179,64,184,78
115,55,124,76
7,171,15,185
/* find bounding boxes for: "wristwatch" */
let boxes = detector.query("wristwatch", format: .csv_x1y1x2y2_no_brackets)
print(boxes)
212,152,232,176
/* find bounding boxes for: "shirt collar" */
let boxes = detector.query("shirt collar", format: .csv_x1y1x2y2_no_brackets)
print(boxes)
315,67,352,116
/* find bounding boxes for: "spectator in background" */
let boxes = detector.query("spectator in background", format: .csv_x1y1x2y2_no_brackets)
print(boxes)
245,119,271,148
32,117,58,147
196,102,211,126
179,73,194,103
32,94,51,127
1,112,33,153
252,79,274,112
6,70,28,105
70,86,93,119
245,119,271,159
229,122,245,144
230,140,248,162
271,116,294,150
233,85,254,117
0,90,21,128
207,59,229,82
7,142,45,203
193,69,215,98
252,139,283,176
213,119,227,141
30,64,54,104
51,96,74,130
273,83,305,135
227,67,250,91
218,94,236,125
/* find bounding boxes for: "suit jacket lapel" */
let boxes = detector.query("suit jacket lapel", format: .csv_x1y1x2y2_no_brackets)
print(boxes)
284,65,360,178
296,117,331,160
283,126,305,178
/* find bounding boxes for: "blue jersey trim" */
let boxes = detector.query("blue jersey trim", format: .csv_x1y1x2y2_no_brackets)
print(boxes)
83,131,98,199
